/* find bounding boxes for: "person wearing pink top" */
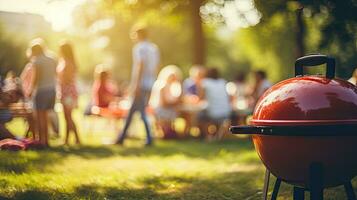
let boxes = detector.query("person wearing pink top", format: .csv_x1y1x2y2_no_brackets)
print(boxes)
92,66,117,108
20,63,34,99
57,42,80,145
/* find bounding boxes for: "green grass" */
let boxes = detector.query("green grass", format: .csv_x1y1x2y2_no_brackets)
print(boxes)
1,97,356,199
0,138,355,200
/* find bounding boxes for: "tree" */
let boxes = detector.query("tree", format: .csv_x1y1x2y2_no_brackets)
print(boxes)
254,0,357,77
101,0,209,65
86,0,251,66
191,0,205,65
295,6,304,57
0,24,27,77
232,12,297,82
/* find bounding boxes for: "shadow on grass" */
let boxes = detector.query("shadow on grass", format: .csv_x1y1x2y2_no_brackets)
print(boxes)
116,138,255,159
2,176,356,200
0,164,355,199
0,170,264,200
0,138,256,174
0,145,117,174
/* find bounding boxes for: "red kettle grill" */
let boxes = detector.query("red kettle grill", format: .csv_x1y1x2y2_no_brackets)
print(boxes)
230,54,357,200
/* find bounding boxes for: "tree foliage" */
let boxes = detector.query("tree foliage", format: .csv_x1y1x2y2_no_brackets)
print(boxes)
254,0,357,78
232,12,296,82
73,0,200,81
50,0,356,83
0,24,27,77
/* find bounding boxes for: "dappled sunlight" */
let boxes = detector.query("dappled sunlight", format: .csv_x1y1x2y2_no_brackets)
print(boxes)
0,139,268,199
0,139,356,199
0,0,356,199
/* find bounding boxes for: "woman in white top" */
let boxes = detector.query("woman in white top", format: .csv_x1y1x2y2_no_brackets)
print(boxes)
198,67,232,138
150,65,183,139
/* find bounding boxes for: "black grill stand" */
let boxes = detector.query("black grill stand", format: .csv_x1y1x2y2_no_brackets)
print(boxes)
229,125,357,200
263,164,356,200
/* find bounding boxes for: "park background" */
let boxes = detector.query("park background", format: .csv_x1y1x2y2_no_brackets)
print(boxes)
1,0,356,83
0,0,356,199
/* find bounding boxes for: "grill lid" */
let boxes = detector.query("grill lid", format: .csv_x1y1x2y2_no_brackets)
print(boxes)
252,54,357,126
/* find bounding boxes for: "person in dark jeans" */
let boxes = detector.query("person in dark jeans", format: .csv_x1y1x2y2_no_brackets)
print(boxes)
28,39,57,147
116,27,160,146
0,87,19,140
0,109,15,140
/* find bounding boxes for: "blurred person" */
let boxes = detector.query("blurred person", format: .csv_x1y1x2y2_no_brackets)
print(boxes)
116,26,160,146
3,71,21,92
21,48,58,139
0,85,22,140
150,65,182,139
20,55,35,99
28,38,57,147
57,42,80,145
3,72,23,101
20,49,38,139
181,65,205,135
251,70,271,107
348,68,357,85
3,70,37,139
198,67,232,138
233,73,248,102
183,65,205,96
231,73,251,124
92,64,117,108
0,110,15,140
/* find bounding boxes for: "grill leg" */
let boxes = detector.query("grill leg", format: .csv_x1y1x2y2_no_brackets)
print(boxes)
263,169,270,200
271,178,281,200
344,181,356,200
293,187,305,200
309,163,324,200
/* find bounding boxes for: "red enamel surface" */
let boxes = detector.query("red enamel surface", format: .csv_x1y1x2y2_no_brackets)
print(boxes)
250,75,357,187
252,135,357,187
252,76,357,125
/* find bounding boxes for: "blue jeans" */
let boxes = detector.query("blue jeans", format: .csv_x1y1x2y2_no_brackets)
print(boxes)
117,90,152,144
0,109,12,124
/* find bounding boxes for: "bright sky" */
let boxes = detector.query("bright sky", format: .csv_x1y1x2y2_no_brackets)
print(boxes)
0,0,85,31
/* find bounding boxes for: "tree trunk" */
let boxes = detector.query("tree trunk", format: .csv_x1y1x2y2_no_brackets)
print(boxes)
296,6,305,58
191,0,205,65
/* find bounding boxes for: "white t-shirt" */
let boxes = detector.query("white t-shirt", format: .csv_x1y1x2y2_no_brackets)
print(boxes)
132,41,160,91
257,79,272,97
202,78,232,119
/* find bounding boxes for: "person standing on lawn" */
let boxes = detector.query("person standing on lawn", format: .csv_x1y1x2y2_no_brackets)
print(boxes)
28,39,57,147
116,26,160,146
57,42,80,145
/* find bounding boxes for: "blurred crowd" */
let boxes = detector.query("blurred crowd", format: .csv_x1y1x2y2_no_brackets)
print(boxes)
0,38,80,147
2,26,357,148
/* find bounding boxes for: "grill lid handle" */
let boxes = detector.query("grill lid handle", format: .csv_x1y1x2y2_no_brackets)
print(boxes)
295,54,335,79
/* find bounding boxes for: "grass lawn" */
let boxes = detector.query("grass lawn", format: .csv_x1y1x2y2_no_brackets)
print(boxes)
1,99,356,199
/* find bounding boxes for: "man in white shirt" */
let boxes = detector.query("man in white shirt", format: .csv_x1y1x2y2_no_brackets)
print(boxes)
116,27,160,146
